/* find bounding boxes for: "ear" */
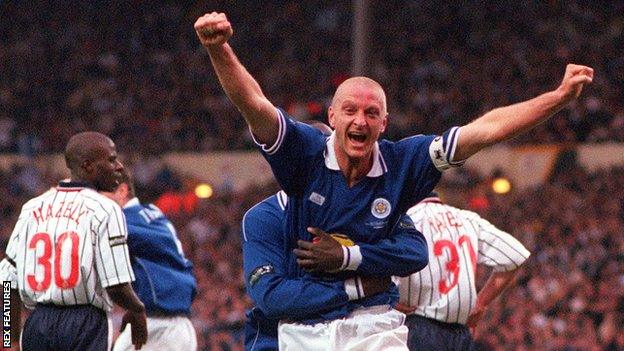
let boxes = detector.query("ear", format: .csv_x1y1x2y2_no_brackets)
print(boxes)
328,106,336,129
82,160,94,174
380,114,388,134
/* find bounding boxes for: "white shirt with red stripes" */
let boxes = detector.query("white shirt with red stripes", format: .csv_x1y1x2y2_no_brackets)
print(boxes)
0,183,134,311
398,197,530,324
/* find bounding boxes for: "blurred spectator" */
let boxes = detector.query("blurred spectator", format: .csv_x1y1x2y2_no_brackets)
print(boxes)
1,1,623,154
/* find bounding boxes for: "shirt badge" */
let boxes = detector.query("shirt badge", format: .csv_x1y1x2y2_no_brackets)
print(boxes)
248,265,274,287
309,192,325,206
371,198,391,219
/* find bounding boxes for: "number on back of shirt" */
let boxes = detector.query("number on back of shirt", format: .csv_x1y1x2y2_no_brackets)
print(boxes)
433,235,476,295
26,231,80,291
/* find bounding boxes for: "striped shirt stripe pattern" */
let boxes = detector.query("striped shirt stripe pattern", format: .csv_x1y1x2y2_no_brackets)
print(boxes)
0,186,134,311
398,198,530,324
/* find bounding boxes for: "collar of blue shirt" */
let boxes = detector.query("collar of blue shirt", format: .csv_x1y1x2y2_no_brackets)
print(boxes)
323,132,387,177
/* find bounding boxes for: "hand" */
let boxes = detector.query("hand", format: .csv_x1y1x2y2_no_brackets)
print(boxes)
556,64,594,102
194,12,233,47
360,276,392,297
120,309,147,350
294,227,344,272
466,305,486,336
394,302,417,314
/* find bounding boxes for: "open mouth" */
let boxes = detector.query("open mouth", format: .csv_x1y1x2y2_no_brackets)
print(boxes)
347,131,367,144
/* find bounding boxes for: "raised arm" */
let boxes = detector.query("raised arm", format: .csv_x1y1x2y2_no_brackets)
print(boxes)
194,12,279,145
454,64,594,161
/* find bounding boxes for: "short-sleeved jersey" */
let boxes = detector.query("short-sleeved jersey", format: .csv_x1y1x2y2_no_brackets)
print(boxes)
122,198,196,315
0,182,134,311
254,109,462,315
399,197,531,324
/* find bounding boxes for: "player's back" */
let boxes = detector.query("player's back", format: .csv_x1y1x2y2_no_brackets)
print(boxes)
401,196,480,324
11,184,129,311
122,200,197,315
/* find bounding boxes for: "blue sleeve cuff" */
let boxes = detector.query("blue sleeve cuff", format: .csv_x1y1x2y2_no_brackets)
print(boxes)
250,108,287,155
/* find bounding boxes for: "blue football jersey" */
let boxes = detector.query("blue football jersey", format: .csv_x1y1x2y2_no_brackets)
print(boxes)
254,108,462,315
123,198,197,315
242,191,429,346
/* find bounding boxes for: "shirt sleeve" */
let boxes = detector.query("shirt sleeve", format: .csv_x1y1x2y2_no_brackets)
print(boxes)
342,215,429,277
242,200,351,320
94,204,135,288
468,212,531,272
252,108,327,196
0,212,27,289
428,126,466,171
0,212,28,289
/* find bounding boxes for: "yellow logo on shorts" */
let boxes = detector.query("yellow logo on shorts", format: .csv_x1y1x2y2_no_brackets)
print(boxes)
371,198,391,219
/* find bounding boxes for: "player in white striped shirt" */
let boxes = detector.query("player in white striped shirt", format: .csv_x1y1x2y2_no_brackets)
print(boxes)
0,132,147,351
396,193,530,351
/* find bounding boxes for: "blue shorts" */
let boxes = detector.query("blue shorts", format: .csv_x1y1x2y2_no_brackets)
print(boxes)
405,314,475,351
22,304,109,351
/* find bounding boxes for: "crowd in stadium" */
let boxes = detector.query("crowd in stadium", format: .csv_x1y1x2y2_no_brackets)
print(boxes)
1,1,623,155
1,159,622,350
1,0,623,350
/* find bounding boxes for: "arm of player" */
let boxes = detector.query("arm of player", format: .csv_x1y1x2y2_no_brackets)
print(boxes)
95,203,147,349
0,212,26,349
106,283,147,349
353,215,428,277
243,203,389,320
194,12,279,145
295,215,428,277
466,267,521,334
453,64,594,161
465,211,531,332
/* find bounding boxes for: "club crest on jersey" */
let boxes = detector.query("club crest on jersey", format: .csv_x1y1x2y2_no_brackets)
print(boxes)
371,198,391,219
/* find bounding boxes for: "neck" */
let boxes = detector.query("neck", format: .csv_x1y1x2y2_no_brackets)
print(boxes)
334,145,373,187
118,196,133,208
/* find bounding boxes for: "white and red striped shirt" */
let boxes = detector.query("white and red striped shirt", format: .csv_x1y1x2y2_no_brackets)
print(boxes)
0,182,134,311
398,197,530,324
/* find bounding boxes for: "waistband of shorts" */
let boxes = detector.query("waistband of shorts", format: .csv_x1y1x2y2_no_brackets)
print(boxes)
146,309,189,318
36,303,106,314
349,304,392,317
405,314,467,330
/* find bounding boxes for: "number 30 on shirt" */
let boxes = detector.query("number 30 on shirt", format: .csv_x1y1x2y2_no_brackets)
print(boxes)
26,231,80,291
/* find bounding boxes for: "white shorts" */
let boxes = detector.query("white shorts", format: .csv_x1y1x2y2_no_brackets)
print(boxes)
113,315,197,351
278,305,408,351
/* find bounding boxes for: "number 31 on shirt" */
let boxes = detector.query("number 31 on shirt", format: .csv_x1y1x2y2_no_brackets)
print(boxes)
433,235,476,295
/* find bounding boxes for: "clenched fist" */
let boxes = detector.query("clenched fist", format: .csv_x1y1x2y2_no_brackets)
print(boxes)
194,12,233,47
557,64,594,102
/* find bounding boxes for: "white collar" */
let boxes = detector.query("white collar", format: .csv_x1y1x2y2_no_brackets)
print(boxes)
324,132,387,177
123,197,141,209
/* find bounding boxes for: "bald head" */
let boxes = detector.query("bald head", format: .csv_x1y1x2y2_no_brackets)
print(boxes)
65,132,114,171
331,77,387,115
64,131,124,191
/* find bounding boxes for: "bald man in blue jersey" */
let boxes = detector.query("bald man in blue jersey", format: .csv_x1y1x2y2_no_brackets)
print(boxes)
103,171,198,351
195,11,593,349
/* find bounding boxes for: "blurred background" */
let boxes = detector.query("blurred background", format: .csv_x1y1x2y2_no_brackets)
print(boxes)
1,1,623,350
